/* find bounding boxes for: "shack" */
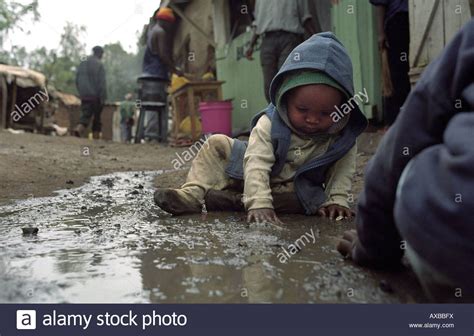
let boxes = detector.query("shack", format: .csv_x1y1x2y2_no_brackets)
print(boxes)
0,64,48,132
45,89,117,140
48,89,81,129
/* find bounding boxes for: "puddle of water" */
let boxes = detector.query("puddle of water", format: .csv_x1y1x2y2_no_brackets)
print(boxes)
0,171,413,303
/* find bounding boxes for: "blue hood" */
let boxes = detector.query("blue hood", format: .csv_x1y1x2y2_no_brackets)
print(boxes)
269,32,365,122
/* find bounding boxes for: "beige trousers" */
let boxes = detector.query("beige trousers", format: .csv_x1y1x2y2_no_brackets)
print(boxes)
178,134,302,213
179,134,237,203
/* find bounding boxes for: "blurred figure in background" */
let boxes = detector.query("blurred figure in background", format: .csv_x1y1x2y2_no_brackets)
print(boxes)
371,0,410,128
120,93,135,143
74,46,107,139
245,0,317,102
138,7,182,143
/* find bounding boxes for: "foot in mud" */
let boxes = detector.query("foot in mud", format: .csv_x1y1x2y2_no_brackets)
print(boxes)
205,189,244,212
154,188,202,215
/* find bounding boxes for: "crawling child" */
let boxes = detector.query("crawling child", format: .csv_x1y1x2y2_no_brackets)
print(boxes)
154,32,368,224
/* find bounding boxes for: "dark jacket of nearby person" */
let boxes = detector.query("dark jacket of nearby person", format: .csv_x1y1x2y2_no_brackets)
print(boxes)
355,20,474,288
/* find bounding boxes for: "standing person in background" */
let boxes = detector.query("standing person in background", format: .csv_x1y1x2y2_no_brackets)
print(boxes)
245,0,317,103
139,7,182,143
74,46,107,139
370,0,410,128
120,93,135,143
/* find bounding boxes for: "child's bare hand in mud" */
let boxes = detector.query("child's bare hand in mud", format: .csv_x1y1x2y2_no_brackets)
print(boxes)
247,208,283,225
317,204,355,220
337,229,358,259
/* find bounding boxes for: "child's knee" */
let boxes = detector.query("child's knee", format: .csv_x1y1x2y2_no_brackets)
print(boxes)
206,134,234,161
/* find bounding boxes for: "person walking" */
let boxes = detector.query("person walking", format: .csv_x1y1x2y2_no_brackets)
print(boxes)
74,46,107,139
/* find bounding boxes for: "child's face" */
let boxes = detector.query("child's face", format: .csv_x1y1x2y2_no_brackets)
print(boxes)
286,84,343,134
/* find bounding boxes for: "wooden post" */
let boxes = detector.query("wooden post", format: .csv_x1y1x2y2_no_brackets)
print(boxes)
171,95,179,139
0,75,7,129
187,87,197,141
9,79,18,128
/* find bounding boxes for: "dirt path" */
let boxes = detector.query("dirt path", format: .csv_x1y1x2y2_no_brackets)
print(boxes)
0,131,185,204
0,129,379,204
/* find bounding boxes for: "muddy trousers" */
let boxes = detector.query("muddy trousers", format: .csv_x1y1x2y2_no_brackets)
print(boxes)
177,134,304,214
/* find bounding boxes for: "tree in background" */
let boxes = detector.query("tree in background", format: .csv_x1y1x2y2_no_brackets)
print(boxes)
0,0,39,41
0,0,39,62
1,2,145,102
102,41,144,102
58,22,86,62
48,22,86,94
4,45,28,65
6,22,86,94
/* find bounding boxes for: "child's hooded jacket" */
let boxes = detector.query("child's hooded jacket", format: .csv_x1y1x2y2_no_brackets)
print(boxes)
226,32,368,214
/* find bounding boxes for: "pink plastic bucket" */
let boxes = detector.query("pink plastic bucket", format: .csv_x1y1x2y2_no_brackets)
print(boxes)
199,101,232,136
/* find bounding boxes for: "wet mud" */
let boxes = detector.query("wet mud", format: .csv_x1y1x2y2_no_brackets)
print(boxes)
0,170,426,303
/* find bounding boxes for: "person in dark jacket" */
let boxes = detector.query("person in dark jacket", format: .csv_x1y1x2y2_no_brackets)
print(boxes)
337,20,474,302
74,46,107,139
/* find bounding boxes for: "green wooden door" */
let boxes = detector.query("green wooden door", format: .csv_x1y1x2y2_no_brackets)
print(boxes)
216,32,268,133
331,0,382,120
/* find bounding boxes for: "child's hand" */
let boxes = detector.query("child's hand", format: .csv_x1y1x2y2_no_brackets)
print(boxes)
317,204,355,220
247,208,283,225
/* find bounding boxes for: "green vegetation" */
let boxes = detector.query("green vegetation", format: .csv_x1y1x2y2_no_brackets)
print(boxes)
0,0,145,102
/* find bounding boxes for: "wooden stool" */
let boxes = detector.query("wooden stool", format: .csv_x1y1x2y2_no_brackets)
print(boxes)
170,81,224,141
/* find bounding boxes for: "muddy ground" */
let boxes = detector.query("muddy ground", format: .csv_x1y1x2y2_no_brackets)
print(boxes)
0,130,426,303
